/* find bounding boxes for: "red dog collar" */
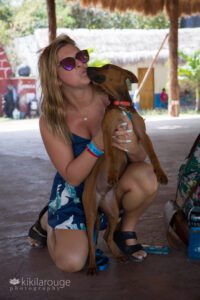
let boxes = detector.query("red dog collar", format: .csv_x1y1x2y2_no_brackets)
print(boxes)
113,100,131,107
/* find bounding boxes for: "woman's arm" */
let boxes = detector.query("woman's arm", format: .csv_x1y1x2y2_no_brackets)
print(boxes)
39,116,103,186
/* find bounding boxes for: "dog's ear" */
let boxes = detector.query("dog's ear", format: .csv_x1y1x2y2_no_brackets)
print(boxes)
125,70,138,84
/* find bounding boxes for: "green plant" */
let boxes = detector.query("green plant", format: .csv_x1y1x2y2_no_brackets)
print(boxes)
178,50,200,112
88,48,110,67
0,0,13,44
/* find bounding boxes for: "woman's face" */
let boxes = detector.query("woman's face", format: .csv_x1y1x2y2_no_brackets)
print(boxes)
57,44,90,89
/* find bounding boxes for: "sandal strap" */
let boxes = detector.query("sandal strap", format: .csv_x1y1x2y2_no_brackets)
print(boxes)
28,206,48,247
122,243,144,255
34,220,47,236
114,231,144,253
114,231,137,242
38,205,48,221
28,224,47,246
35,205,48,236
114,230,145,262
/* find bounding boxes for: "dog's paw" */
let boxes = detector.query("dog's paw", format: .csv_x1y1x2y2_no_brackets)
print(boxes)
116,254,128,263
155,169,168,185
109,244,128,263
87,265,98,276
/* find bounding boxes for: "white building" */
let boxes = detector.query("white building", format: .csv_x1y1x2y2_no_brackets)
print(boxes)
14,28,200,109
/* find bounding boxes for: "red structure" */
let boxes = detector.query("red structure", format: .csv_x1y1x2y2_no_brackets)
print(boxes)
0,44,36,116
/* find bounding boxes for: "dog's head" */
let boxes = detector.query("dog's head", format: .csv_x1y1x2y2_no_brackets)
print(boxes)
87,64,138,100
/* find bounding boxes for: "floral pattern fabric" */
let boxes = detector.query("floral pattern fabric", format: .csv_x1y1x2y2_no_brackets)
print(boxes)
48,133,107,230
178,135,200,218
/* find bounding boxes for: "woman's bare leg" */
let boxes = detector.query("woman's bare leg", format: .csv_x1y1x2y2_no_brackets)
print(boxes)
116,162,158,259
41,212,88,272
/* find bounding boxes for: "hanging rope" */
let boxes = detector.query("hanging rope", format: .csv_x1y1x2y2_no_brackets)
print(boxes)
134,33,169,102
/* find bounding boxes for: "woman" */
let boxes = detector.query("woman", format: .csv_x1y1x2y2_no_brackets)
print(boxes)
28,34,158,272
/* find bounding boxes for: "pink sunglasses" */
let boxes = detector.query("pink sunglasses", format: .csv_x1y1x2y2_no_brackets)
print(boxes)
59,49,89,71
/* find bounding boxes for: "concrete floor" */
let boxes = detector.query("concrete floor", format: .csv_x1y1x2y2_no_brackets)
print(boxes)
0,116,200,300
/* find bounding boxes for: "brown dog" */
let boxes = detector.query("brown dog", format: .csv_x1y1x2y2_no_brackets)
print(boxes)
82,64,168,274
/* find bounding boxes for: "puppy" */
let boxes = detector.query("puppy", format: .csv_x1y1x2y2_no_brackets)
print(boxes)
82,64,168,274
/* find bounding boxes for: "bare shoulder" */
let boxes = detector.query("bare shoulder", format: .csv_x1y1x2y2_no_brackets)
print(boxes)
39,115,55,138
39,115,55,145
39,115,48,131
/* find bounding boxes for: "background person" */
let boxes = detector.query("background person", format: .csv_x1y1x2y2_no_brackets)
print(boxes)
3,85,19,118
160,88,168,109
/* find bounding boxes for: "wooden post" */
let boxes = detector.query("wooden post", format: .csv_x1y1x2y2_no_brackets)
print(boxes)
46,0,57,43
168,0,180,117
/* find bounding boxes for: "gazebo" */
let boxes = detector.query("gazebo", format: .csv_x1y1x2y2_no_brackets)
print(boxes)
46,0,200,116
80,0,200,116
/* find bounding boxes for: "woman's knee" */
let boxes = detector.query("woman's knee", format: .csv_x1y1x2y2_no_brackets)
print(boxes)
141,164,159,196
55,252,87,273
119,162,158,197
51,229,89,273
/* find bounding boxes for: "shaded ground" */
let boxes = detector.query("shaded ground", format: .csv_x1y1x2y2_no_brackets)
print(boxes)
0,116,200,300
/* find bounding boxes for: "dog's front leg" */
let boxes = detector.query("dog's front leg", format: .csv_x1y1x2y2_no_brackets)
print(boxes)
102,196,127,262
103,109,127,186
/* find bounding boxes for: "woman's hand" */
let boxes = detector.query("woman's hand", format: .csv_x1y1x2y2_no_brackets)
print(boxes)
112,113,137,152
112,113,146,161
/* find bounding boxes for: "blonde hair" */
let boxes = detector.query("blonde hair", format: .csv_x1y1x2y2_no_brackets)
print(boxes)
38,34,76,144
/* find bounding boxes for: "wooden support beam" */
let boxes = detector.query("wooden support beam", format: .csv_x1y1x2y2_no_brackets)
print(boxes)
46,0,57,43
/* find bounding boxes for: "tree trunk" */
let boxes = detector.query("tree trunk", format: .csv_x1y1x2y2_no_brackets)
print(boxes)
195,86,200,111
46,0,57,43
167,0,180,117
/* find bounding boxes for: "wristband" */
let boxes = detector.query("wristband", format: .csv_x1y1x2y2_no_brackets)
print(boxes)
86,145,99,157
86,141,104,158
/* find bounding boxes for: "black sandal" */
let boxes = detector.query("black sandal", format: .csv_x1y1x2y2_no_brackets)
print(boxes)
27,206,48,248
114,231,146,262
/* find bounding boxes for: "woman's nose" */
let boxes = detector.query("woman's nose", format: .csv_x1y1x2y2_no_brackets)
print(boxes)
76,59,86,68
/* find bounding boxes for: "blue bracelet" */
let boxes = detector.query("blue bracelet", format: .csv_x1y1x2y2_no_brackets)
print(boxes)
87,141,104,157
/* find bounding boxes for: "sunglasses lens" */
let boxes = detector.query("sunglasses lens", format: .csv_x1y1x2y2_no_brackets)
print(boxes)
76,50,89,63
59,50,89,71
60,57,75,71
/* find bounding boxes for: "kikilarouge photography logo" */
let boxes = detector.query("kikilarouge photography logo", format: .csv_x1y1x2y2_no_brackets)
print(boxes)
9,277,71,292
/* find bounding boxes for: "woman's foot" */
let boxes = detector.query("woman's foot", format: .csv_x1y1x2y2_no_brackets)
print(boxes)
27,206,48,248
114,231,147,262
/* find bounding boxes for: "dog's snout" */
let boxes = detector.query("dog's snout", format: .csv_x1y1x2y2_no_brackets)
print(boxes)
87,67,97,77
87,67,106,84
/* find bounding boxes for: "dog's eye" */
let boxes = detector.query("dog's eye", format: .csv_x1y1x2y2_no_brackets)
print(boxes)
94,74,106,83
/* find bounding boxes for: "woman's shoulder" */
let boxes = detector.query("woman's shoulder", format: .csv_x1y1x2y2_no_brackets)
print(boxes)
39,115,52,135
39,115,47,129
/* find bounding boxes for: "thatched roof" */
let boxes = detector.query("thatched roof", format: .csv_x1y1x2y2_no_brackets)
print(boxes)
81,0,200,16
36,27,199,63
14,28,200,75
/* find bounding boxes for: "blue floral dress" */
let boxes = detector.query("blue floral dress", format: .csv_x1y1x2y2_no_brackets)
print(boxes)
48,133,107,230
